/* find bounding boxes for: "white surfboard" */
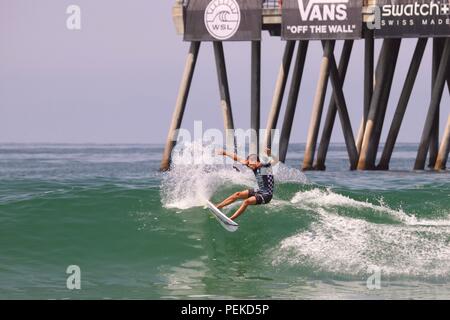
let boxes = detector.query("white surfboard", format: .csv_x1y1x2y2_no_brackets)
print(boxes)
205,200,239,232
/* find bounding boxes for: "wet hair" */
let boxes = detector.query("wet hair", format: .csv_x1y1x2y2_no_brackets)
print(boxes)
246,154,260,162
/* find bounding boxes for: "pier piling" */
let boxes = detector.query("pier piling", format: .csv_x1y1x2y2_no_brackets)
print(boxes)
279,41,309,162
357,39,401,170
378,38,428,170
429,38,444,167
356,30,374,154
251,41,262,156
434,115,450,171
160,41,200,171
369,39,402,168
415,39,450,170
324,41,358,170
264,41,296,150
213,42,236,154
302,40,334,171
315,41,354,170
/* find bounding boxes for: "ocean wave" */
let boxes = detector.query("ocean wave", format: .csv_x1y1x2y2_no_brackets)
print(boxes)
290,188,450,226
272,189,450,278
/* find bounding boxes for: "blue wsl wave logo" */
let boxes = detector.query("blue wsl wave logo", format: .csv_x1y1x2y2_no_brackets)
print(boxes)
204,0,241,40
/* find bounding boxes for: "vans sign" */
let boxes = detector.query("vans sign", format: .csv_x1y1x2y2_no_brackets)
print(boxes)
282,0,363,40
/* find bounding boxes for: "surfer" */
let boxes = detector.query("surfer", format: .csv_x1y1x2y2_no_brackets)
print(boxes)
215,148,277,220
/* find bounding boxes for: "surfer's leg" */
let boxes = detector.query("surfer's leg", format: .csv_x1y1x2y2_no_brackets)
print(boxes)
230,196,257,220
216,190,249,209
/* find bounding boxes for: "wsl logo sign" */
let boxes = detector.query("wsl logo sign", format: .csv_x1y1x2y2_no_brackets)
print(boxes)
282,0,362,40
184,0,262,42
204,0,241,40
374,0,450,38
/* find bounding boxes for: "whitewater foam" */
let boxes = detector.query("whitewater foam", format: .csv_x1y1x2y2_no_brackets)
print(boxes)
290,188,450,226
160,141,308,210
273,188,450,278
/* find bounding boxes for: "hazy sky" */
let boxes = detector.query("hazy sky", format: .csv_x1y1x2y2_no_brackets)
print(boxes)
0,0,448,143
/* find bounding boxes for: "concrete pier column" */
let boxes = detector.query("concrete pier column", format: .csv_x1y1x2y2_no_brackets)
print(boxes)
250,41,261,157
279,41,309,163
264,41,296,149
160,42,201,171
378,38,427,170
213,42,236,154
357,39,401,170
429,38,444,167
302,40,334,171
356,30,374,153
315,40,354,170
415,39,450,170
434,115,450,171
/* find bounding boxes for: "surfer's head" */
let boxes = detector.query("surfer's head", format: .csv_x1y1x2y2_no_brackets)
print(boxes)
246,154,260,170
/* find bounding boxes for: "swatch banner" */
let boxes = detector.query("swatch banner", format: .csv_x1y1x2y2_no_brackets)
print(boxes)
374,0,450,38
184,0,262,41
282,0,363,40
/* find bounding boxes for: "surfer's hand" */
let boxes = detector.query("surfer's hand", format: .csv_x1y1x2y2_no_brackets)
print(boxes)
216,149,226,156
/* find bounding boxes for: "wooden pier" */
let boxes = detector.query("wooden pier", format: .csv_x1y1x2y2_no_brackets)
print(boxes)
161,0,450,171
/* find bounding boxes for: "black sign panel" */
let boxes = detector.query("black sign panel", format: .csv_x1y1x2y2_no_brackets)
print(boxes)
282,0,363,40
374,0,450,38
184,0,262,41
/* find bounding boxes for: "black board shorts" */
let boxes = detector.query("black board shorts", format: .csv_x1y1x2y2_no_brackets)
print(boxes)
248,189,273,205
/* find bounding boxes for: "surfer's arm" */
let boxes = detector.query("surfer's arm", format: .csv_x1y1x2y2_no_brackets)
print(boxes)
217,149,248,165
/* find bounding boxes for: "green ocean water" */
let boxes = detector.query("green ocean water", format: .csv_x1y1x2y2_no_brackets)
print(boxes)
0,143,449,299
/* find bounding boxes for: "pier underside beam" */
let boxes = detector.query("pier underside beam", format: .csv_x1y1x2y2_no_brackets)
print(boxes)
314,40,355,171
160,42,200,171
213,42,236,153
264,41,296,150
378,38,428,170
302,40,334,171
279,41,309,163
251,41,261,156
415,38,450,170
434,115,450,170
357,39,401,170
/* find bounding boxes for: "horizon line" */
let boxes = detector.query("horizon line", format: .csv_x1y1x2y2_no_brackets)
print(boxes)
0,141,422,145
